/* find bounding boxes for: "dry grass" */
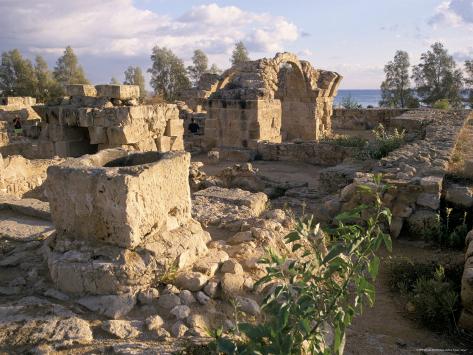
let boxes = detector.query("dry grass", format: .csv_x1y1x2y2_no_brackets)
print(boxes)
448,116,473,178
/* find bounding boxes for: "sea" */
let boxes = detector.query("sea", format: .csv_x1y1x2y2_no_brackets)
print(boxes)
333,89,381,108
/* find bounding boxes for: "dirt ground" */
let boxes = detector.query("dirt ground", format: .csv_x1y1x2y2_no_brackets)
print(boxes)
346,239,467,355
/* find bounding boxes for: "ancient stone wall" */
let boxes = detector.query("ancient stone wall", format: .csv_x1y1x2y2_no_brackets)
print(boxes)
202,53,341,152
32,84,184,158
332,108,409,130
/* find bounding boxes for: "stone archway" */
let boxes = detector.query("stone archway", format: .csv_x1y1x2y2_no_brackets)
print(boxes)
274,59,314,141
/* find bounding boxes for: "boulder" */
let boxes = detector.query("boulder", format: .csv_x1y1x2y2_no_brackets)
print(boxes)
102,320,140,339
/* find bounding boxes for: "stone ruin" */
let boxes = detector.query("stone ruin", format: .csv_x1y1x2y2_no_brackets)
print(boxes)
2,52,473,352
180,53,342,157
31,84,184,158
44,149,210,301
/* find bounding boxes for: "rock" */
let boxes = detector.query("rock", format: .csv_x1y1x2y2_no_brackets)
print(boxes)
137,288,160,305
220,259,244,274
186,314,208,335
228,231,253,245
221,273,245,295
77,294,136,319
179,290,196,305
236,297,260,316
420,176,443,194
145,315,164,331
407,209,440,237
102,320,140,339
445,184,473,208
0,297,93,346
203,281,219,298
175,272,208,291
192,250,229,276
171,321,189,337
390,217,404,238
170,305,191,320
44,288,70,301
157,293,181,310
416,193,440,210
196,291,210,305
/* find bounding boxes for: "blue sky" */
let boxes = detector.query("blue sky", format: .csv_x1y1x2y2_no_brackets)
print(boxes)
0,0,472,89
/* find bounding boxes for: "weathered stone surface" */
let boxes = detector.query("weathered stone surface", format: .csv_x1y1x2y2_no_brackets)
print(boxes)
95,85,140,100
0,297,92,346
235,296,260,316
77,294,136,319
170,305,191,320
46,149,192,248
157,293,181,310
102,320,140,339
65,85,97,97
146,315,164,331
174,272,208,291
445,184,473,208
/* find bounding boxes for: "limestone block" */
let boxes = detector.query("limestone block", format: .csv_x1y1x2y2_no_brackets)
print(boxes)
95,85,140,100
156,136,172,152
78,108,93,127
46,149,192,248
165,119,184,137
170,136,184,151
420,176,443,194
416,193,440,210
107,123,148,145
88,127,108,144
65,84,97,97
445,184,473,208
133,137,157,152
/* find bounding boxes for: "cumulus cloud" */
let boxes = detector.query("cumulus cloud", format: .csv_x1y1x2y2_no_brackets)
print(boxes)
0,1,299,58
429,0,473,28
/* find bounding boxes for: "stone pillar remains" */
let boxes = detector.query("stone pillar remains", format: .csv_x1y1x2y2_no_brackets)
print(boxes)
44,148,210,317
33,84,184,158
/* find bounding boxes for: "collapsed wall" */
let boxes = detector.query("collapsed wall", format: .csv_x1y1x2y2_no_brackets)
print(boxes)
30,84,184,158
44,149,210,313
201,53,341,152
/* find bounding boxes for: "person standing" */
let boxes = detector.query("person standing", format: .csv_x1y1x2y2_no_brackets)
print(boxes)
13,116,22,138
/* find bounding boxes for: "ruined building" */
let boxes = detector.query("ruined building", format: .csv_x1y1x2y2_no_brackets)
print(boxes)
181,53,342,153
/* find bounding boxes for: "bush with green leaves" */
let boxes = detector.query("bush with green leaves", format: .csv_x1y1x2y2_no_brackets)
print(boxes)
209,174,392,354
340,95,362,109
366,124,406,159
432,99,451,110
386,257,461,334
323,135,368,148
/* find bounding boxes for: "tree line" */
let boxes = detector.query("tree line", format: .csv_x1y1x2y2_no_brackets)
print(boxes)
380,42,473,109
0,41,250,103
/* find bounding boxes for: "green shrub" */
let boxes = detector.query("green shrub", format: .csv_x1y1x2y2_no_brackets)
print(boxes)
411,266,458,332
340,95,362,109
324,135,367,148
367,124,406,159
386,257,461,334
433,99,451,109
210,174,392,354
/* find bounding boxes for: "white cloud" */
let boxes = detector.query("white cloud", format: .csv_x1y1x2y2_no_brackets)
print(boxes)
0,1,299,60
429,0,473,28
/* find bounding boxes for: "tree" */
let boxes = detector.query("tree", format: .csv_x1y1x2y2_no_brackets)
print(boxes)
148,47,190,101
0,49,37,97
187,49,208,84
110,77,120,84
465,60,473,108
231,41,250,65
208,63,222,75
53,46,89,88
124,66,146,99
34,55,63,102
412,42,463,107
379,51,418,108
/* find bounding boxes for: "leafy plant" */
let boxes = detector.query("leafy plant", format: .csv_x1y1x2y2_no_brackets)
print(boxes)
367,124,406,159
324,135,367,148
386,257,462,334
340,94,362,109
211,174,392,354
432,99,451,110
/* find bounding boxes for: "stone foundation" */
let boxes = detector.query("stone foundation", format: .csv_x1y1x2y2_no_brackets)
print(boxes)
45,148,209,299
